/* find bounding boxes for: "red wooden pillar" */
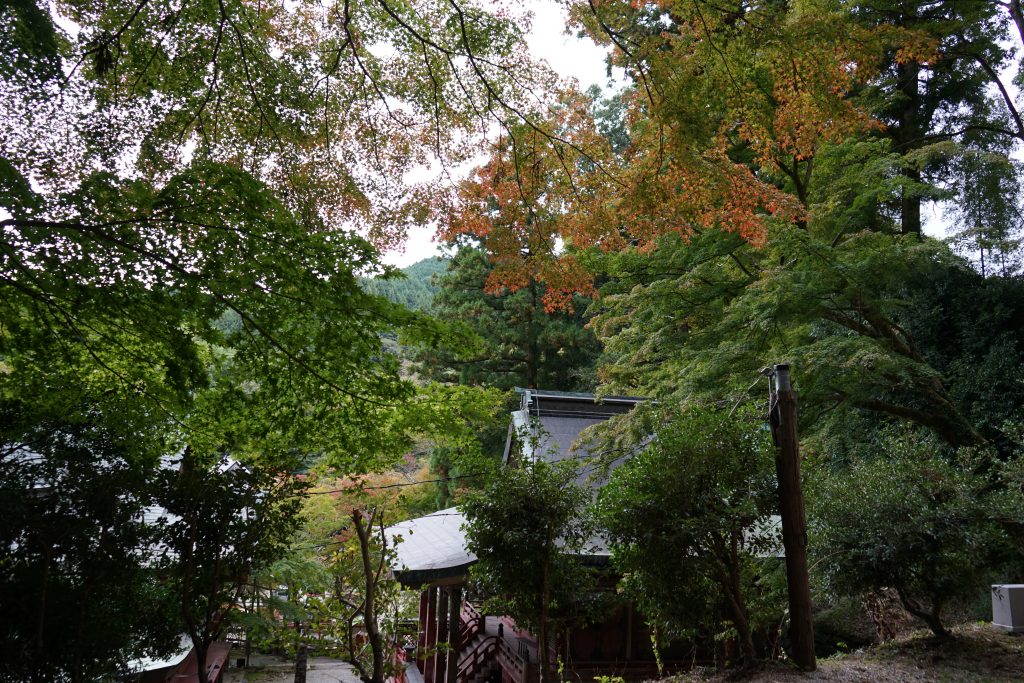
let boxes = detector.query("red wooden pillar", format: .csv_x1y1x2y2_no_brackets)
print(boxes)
433,587,449,683
424,587,439,683
445,586,462,683
417,589,429,674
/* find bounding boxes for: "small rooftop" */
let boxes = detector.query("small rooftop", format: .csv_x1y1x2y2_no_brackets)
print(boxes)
505,388,645,491
386,508,474,587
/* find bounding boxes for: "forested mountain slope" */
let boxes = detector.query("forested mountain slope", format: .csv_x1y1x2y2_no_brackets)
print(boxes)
361,257,447,312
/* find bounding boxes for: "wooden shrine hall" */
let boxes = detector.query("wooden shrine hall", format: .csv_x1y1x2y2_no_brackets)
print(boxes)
386,391,681,683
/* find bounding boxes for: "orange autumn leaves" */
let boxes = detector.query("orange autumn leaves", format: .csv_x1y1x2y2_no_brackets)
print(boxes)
439,101,798,310
438,90,609,312
438,1,929,310
440,110,792,311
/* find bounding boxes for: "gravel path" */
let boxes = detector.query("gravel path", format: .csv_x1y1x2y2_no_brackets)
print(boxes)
222,623,1024,683
223,655,362,683
668,623,1024,682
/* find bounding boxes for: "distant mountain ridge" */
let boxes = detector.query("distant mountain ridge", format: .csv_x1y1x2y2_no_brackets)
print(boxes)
361,257,448,312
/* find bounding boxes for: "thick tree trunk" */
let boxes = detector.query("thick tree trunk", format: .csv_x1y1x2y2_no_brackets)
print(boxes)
895,59,922,236
294,642,308,683
194,641,209,683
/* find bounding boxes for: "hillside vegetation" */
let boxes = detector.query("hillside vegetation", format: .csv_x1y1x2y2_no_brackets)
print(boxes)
361,257,447,312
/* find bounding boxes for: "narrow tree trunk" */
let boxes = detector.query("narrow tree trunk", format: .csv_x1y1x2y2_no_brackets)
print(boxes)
434,588,449,683
345,613,365,678
249,583,259,668
71,595,87,683
728,555,757,666
353,509,385,683
538,533,552,683
34,546,50,675
711,555,756,667
895,588,950,640
1008,0,1024,47
445,587,461,683
526,281,540,389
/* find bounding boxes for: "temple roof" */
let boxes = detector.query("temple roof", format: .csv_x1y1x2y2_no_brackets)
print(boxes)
386,508,474,586
505,388,644,492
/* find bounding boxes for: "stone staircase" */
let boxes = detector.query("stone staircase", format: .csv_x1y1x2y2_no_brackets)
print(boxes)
456,602,496,683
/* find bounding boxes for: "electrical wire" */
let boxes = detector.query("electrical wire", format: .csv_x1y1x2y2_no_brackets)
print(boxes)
304,472,486,495
286,510,465,553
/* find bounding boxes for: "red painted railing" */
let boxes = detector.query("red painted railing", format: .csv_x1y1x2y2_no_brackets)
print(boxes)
456,635,497,683
459,601,484,645
495,634,534,683
388,645,408,683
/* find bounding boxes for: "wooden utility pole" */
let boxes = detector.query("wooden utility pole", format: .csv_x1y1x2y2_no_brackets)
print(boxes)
768,364,816,671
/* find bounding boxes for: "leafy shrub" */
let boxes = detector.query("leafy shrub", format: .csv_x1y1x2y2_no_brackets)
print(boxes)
810,430,1004,638
597,405,781,666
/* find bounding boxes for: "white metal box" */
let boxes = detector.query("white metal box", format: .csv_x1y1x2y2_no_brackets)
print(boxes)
992,584,1024,632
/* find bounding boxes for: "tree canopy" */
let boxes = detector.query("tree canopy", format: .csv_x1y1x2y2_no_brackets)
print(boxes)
7,0,1024,676
597,405,779,666
441,0,1024,450
2,0,528,677
462,457,594,683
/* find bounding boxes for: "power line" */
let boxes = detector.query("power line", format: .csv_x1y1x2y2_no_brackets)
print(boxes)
304,472,486,495
287,511,465,553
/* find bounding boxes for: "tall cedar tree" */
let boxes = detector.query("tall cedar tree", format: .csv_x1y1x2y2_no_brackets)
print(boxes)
850,1,1024,238
419,245,600,392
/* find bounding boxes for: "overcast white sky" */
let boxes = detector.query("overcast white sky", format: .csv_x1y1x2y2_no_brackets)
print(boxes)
26,1,970,270
382,0,614,267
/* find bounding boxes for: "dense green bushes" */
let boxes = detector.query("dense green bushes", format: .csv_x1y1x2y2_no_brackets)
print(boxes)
809,430,1008,639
